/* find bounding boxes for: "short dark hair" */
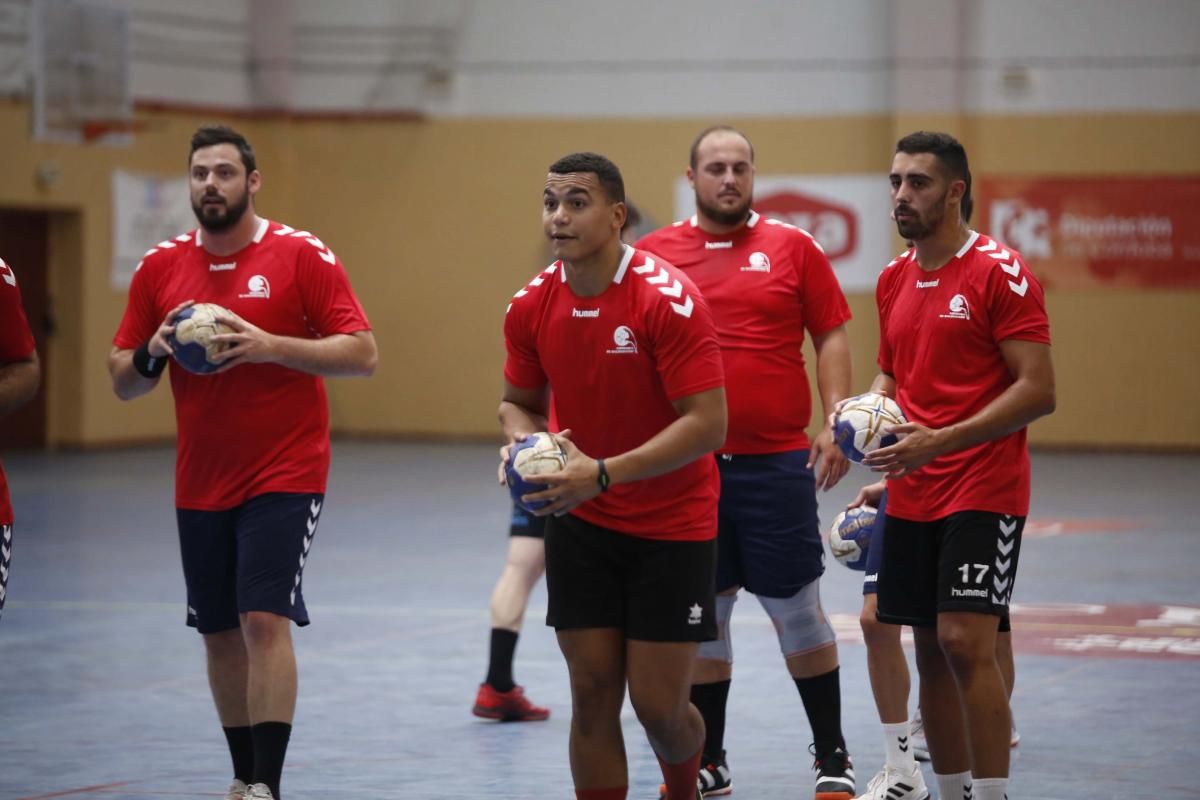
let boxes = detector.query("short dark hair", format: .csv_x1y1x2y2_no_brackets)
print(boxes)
548,152,625,203
896,131,971,221
690,125,755,170
190,125,257,173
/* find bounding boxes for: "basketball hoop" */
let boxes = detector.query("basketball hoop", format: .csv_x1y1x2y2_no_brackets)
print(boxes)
80,118,150,145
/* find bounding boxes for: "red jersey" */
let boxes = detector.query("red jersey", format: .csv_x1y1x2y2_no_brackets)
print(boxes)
636,211,851,454
113,219,371,510
504,245,725,541
0,258,37,524
877,231,1051,521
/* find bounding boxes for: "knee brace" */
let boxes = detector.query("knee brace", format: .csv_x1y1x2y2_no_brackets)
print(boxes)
758,581,836,657
696,593,737,662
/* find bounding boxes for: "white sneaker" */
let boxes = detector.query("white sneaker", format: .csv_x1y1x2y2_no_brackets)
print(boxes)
1010,723,1021,748
855,765,930,800
909,712,930,762
245,784,275,799
224,780,249,800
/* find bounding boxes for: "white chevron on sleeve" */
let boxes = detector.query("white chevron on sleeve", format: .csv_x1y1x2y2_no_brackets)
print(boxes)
1008,277,1029,297
632,257,656,275
987,248,1012,261
658,279,683,299
274,224,295,236
976,240,997,253
999,260,1021,277
646,268,670,285
670,296,694,318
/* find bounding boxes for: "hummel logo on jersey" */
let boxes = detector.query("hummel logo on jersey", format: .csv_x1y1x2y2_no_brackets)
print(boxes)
704,241,733,250
572,308,600,318
916,278,939,288
238,275,270,299
939,294,970,320
606,325,638,355
740,251,771,272
688,603,703,625
209,262,237,272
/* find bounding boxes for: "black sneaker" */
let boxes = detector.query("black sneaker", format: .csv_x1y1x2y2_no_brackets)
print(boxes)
810,743,855,800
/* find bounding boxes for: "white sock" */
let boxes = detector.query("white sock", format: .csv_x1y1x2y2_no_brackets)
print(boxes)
883,722,917,771
935,771,972,800
972,777,1008,800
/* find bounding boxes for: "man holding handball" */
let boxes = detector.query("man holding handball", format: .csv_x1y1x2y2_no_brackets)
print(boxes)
500,152,726,800
108,125,377,800
849,131,1054,800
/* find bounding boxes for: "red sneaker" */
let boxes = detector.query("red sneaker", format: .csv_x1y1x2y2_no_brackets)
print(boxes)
472,682,550,722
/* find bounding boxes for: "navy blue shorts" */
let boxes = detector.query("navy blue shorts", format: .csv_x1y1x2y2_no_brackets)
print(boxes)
716,450,825,598
509,503,547,538
862,491,888,596
177,492,324,634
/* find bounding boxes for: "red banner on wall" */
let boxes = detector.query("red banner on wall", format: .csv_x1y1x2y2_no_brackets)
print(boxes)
978,177,1200,289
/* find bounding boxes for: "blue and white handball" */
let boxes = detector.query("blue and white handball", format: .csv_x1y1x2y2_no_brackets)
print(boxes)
833,392,907,463
168,303,234,375
829,505,876,570
505,432,568,512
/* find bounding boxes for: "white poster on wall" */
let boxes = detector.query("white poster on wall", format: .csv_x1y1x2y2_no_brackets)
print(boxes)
673,174,896,291
111,170,194,289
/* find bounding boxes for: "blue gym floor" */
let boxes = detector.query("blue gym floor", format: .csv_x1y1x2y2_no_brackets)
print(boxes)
1,443,1197,799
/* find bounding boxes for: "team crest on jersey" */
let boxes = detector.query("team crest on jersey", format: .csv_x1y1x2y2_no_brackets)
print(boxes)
740,251,771,273
939,294,970,320
238,275,270,299
606,325,638,355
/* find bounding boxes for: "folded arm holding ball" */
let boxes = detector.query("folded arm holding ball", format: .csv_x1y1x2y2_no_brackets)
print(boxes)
502,382,726,517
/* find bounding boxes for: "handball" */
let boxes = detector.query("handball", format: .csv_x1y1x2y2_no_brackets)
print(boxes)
505,433,568,512
168,303,234,374
829,505,876,570
833,392,907,463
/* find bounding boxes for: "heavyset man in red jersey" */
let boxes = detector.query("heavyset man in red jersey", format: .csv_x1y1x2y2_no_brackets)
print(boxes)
108,126,377,800
501,152,726,800
637,127,856,800
850,131,1055,800
0,256,41,622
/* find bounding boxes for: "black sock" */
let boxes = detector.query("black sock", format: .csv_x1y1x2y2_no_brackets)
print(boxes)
251,721,292,799
222,726,254,784
691,679,732,763
485,628,518,692
794,667,846,756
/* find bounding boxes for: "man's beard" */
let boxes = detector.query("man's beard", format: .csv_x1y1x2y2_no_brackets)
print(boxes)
894,192,947,241
696,193,752,227
192,189,250,233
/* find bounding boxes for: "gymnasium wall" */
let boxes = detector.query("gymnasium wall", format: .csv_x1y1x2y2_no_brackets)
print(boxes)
1,0,1197,449
2,104,1197,449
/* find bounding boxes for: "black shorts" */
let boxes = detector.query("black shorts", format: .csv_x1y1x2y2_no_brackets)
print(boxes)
544,513,717,642
0,522,11,620
877,510,1024,630
509,503,547,539
715,450,825,598
177,492,324,634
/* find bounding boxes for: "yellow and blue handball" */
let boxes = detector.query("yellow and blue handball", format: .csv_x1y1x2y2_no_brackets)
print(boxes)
829,505,876,570
505,432,568,513
169,302,234,374
833,392,907,463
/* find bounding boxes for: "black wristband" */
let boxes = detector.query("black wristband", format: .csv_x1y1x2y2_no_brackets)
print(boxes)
596,458,610,493
132,341,168,379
